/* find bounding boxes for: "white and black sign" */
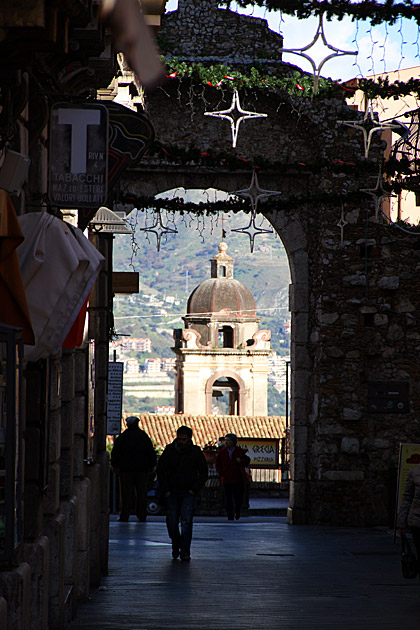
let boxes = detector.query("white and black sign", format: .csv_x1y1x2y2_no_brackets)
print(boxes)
48,103,108,208
107,362,124,435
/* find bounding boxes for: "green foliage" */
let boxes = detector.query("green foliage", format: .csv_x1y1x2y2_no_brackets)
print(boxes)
164,58,338,97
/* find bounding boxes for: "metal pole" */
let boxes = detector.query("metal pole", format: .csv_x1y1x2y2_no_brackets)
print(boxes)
285,360,290,429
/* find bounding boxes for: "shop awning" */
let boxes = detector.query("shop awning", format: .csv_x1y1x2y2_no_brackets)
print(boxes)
0,190,35,344
17,212,104,362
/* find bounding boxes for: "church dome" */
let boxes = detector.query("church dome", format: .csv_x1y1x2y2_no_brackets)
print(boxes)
187,243,257,319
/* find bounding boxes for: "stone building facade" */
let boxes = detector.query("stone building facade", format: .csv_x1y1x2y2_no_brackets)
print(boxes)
173,242,271,416
0,2,120,629
119,0,420,527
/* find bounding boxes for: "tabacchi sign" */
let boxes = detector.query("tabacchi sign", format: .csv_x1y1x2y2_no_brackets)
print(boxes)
48,103,109,208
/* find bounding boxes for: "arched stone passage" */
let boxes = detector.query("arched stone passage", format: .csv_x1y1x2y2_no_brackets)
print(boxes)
115,1,420,527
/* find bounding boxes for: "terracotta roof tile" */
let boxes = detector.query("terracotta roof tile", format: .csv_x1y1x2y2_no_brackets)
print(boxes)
126,413,286,448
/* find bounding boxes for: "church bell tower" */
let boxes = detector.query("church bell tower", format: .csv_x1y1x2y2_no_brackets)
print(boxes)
173,243,271,416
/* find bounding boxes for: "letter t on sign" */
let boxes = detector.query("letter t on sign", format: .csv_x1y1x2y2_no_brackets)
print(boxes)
57,108,101,174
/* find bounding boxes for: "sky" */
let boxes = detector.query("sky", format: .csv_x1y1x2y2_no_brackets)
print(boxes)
164,0,420,82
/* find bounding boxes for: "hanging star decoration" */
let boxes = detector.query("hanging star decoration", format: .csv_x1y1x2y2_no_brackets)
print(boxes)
204,89,267,148
360,167,396,219
231,216,273,254
230,169,281,216
337,204,348,247
139,210,177,251
278,13,357,94
338,101,400,159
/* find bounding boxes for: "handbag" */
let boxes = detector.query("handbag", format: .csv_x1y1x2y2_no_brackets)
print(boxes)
401,533,418,579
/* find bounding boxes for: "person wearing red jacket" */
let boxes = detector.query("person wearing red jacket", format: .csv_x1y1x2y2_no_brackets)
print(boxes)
216,433,250,521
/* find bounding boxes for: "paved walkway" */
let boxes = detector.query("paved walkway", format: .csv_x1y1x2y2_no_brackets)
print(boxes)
70,512,420,630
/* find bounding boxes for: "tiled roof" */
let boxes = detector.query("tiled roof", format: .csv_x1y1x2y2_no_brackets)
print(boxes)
124,413,287,448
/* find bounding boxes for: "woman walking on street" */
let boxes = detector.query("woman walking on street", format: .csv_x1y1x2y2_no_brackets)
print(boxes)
216,433,250,521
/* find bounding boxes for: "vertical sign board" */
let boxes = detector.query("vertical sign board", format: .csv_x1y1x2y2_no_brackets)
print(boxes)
107,362,124,435
396,443,420,515
48,103,108,208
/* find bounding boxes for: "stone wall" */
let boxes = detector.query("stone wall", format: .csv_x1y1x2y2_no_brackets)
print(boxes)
161,0,284,65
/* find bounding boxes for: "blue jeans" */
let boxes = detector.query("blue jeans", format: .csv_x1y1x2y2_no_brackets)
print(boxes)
166,493,195,556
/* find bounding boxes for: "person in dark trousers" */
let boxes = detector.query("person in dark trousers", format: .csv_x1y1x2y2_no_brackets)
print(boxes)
111,416,157,522
157,425,208,561
216,433,250,521
397,461,420,590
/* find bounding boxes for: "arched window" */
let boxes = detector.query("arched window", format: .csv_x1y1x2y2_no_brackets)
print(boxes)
211,377,239,415
218,325,233,348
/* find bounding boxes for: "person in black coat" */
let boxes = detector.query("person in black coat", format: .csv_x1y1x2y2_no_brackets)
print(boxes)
157,425,208,561
111,416,157,522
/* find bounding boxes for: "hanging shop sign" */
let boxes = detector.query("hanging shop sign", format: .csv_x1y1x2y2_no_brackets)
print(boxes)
237,437,280,469
48,103,109,209
107,362,124,435
78,101,155,231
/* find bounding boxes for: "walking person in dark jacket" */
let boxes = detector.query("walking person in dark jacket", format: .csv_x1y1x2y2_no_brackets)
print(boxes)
157,425,208,561
111,416,157,522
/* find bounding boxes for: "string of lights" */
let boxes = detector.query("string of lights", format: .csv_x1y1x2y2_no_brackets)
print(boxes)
217,0,420,26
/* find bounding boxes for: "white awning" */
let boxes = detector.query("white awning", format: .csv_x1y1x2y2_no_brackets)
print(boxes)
17,212,104,361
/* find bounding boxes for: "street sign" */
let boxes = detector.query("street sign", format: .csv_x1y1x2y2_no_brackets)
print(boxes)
48,103,108,208
107,362,124,435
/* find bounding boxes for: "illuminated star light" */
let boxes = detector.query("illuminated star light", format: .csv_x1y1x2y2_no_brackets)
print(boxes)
360,168,396,219
338,101,400,159
204,89,267,148
139,211,177,251
230,169,281,216
231,216,273,254
278,14,357,94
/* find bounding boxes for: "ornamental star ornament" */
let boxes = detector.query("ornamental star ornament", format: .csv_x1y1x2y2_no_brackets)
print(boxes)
338,101,400,159
278,14,357,94
231,215,273,254
230,169,281,216
360,167,396,219
139,210,177,252
204,89,267,148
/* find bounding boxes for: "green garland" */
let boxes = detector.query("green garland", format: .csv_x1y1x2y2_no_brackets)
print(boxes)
119,188,396,215
358,76,420,100
148,141,384,175
164,59,420,101
218,0,420,26
164,58,340,97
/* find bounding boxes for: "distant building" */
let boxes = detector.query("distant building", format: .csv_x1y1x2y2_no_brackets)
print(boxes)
173,242,271,415
125,358,140,374
111,336,152,352
134,337,152,352
349,66,420,224
154,405,175,414
144,357,162,374
161,357,176,373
